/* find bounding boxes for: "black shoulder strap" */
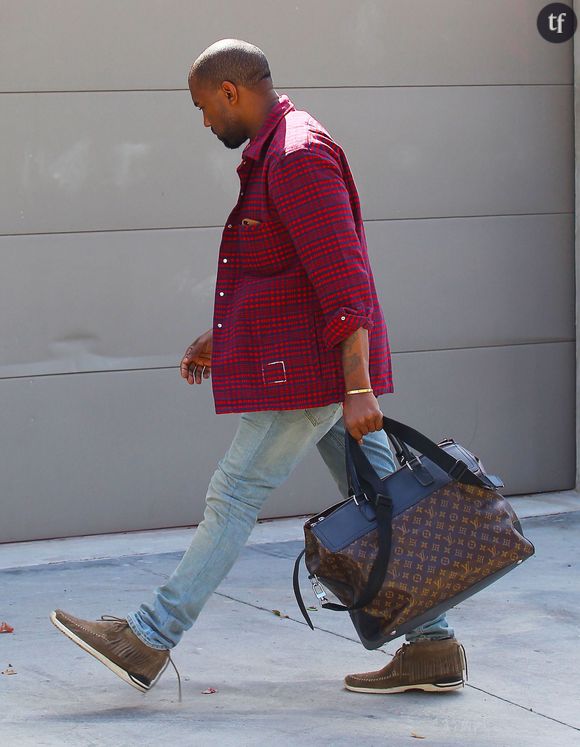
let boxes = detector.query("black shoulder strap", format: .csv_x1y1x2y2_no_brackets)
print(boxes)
292,549,315,630
381,417,488,487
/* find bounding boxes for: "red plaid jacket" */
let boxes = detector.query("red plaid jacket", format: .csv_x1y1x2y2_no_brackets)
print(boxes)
211,95,394,414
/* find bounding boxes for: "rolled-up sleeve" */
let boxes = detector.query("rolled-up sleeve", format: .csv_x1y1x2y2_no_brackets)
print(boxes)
269,146,374,349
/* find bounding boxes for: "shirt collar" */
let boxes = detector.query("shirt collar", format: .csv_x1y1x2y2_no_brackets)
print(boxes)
242,94,295,162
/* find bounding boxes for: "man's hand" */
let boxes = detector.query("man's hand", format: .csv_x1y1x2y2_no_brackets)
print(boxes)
180,328,213,385
342,391,384,445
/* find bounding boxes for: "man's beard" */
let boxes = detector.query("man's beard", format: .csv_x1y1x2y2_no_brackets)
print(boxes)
219,133,247,149
213,127,247,150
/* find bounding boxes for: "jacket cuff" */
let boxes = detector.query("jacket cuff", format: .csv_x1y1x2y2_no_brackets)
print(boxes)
323,308,374,349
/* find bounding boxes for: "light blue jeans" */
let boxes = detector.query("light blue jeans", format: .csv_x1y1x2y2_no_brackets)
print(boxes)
127,402,453,650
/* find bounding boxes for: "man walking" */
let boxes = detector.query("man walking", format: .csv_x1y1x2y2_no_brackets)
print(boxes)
51,39,466,696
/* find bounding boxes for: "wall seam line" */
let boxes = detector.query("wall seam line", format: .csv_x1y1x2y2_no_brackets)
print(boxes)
0,82,574,95
0,340,574,383
0,212,574,240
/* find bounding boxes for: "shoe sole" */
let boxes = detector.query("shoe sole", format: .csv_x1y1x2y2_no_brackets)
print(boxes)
344,679,464,694
50,611,168,693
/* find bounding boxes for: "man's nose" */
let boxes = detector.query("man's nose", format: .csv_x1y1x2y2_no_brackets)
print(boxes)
203,113,211,128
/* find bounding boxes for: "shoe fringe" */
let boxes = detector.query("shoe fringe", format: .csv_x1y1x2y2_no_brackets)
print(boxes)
100,615,182,702
459,642,468,682
401,641,468,685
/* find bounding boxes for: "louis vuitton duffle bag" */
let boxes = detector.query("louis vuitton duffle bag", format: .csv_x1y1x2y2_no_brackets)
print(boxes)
293,416,535,649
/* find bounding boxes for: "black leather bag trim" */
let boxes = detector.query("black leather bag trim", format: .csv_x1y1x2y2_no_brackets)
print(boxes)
311,456,452,554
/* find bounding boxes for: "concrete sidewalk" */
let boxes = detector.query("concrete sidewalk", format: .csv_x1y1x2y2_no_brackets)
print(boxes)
1,494,579,746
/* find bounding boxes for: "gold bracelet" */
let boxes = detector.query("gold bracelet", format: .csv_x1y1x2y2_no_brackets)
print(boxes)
346,388,374,395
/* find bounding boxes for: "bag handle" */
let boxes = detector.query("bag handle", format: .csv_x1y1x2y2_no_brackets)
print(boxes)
384,416,489,486
346,416,489,499
386,431,415,467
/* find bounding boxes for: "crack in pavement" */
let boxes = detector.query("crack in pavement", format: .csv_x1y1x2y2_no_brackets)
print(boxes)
211,589,580,735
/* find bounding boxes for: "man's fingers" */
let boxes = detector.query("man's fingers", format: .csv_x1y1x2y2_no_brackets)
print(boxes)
185,362,198,385
180,341,208,369
180,343,212,383
350,425,363,443
350,415,383,443
193,364,211,384
180,349,196,379
182,361,212,385
344,395,383,444
184,364,194,385
180,362,191,379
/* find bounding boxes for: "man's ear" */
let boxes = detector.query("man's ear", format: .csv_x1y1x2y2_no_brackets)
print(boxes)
221,81,238,104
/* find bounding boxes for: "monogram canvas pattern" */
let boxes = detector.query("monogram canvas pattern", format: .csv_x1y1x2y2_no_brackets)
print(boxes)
305,480,534,640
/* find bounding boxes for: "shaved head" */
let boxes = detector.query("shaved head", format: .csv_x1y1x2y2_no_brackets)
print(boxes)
188,39,271,90
187,39,278,150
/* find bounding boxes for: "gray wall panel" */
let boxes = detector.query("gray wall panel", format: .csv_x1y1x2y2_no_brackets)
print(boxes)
0,91,239,236
0,369,237,542
386,342,576,495
0,228,218,377
0,1,574,541
1,86,573,235
0,342,573,543
368,213,575,352
291,85,574,224
0,213,573,378
0,1,571,92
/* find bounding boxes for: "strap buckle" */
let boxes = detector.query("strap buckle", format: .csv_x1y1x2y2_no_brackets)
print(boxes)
350,493,368,506
405,454,423,472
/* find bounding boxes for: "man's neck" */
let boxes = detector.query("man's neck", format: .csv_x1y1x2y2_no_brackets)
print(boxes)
246,89,280,140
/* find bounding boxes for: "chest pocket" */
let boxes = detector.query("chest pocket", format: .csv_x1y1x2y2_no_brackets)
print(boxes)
238,220,297,276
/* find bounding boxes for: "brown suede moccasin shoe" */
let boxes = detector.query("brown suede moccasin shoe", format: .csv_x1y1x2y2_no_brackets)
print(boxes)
344,638,467,694
50,609,172,694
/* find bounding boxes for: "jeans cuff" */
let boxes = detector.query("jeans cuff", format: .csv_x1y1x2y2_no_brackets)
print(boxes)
406,633,455,642
126,613,170,651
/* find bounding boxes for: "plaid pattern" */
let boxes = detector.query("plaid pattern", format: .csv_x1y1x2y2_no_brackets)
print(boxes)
211,95,394,414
